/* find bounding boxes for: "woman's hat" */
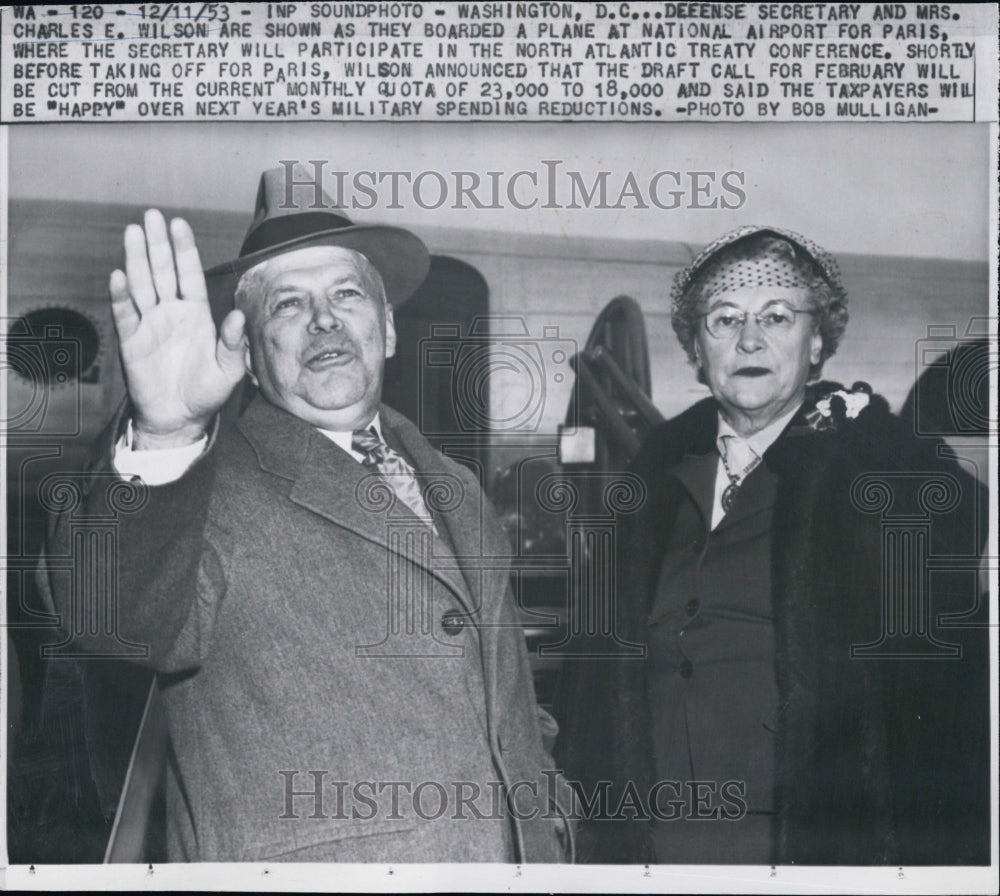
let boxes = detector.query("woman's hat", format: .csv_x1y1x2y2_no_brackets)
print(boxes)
671,224,846,309
205,167,430,323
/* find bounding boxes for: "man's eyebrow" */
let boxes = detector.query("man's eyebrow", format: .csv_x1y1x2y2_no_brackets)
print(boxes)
326,274,368,289
264,274,374,306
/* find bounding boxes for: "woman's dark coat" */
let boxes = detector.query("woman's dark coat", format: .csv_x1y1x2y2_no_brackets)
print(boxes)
554,384,989,865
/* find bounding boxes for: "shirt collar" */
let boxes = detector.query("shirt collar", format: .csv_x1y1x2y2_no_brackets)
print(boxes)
716,401,802,460
317,413,382,460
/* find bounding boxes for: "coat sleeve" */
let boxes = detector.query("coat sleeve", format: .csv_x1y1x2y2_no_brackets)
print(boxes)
781,398,991,864
860,410,991,864
38,404,230,673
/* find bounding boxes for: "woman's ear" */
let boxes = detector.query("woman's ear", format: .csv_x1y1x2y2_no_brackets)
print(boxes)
810,331,823,367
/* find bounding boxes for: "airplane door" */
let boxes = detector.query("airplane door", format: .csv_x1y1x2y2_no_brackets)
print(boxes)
381,255,490,479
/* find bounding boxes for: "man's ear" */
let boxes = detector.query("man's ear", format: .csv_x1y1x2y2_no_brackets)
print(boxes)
384,305,397,359
243,340,258,385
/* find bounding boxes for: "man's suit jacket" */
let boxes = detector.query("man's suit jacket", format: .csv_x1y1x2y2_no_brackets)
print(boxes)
43,396,571,862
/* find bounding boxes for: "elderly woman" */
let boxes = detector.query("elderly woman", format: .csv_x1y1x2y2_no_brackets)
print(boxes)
554,226,988,866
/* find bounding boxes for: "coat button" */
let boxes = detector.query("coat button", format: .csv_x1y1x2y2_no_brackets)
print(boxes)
685,599,699,617
441,610,466,636
691,536,706,552
679,659,693,678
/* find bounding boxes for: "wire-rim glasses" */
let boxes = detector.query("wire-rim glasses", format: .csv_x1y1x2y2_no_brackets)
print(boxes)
698,301,817,339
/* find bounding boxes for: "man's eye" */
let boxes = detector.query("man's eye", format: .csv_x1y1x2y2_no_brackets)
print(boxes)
273,297,302,312
334,288,363,301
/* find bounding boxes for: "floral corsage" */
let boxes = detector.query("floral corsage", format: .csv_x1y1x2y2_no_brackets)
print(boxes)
806,381,873,431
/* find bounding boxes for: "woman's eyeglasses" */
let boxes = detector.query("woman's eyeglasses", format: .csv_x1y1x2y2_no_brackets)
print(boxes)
699,302,817,339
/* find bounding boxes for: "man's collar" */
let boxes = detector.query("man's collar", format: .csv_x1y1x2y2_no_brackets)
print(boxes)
237,396,386,478
318,413,382,460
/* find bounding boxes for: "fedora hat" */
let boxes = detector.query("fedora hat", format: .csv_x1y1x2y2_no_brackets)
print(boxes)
205,166,430,324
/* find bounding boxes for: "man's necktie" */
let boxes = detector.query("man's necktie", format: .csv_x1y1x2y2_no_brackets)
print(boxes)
351,428,436,530
718,434,762,514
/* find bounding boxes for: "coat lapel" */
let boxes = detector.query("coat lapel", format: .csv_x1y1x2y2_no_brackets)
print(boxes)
237,397,475,613
380,406,509,732
714,412,819,535
666,403,719,532
380,407,483,613
712,457,778,534
670,450,717,531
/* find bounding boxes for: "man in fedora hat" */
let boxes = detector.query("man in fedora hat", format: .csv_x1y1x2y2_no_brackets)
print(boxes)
41,168,573,863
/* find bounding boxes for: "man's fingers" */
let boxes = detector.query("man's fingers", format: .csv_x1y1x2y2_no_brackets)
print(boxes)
217,309,248,380
170,218,209,305
123,222,156,313
144,209,179,305
109,269,141,340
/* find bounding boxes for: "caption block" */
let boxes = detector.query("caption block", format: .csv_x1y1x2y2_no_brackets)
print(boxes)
0,2,989,121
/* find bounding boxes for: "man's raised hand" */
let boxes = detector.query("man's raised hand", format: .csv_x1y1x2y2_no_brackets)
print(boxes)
109,210,248,449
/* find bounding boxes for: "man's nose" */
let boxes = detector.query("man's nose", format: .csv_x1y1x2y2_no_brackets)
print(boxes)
735,315,765,351
307,299,341,332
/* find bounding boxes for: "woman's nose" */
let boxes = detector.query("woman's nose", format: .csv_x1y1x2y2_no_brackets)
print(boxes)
735,315,765,351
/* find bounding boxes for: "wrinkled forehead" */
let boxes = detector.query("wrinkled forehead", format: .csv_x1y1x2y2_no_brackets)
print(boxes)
701,284,813,312
252,245,382,287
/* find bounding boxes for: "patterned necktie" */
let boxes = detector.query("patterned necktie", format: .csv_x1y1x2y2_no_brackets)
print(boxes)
718,434,762,514
351,428,436,530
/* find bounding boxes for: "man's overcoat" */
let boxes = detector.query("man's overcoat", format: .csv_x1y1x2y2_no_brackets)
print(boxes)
44,396,570,862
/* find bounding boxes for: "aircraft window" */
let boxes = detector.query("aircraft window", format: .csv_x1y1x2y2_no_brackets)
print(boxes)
6,308,101,386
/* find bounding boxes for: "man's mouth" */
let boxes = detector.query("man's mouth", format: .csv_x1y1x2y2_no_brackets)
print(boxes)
734,366,771,377
305,347,354,369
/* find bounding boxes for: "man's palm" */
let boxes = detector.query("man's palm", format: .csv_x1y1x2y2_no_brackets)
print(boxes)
110,210,247,446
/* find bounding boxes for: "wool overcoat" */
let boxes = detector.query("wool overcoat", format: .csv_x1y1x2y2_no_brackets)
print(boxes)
44,396,572,863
